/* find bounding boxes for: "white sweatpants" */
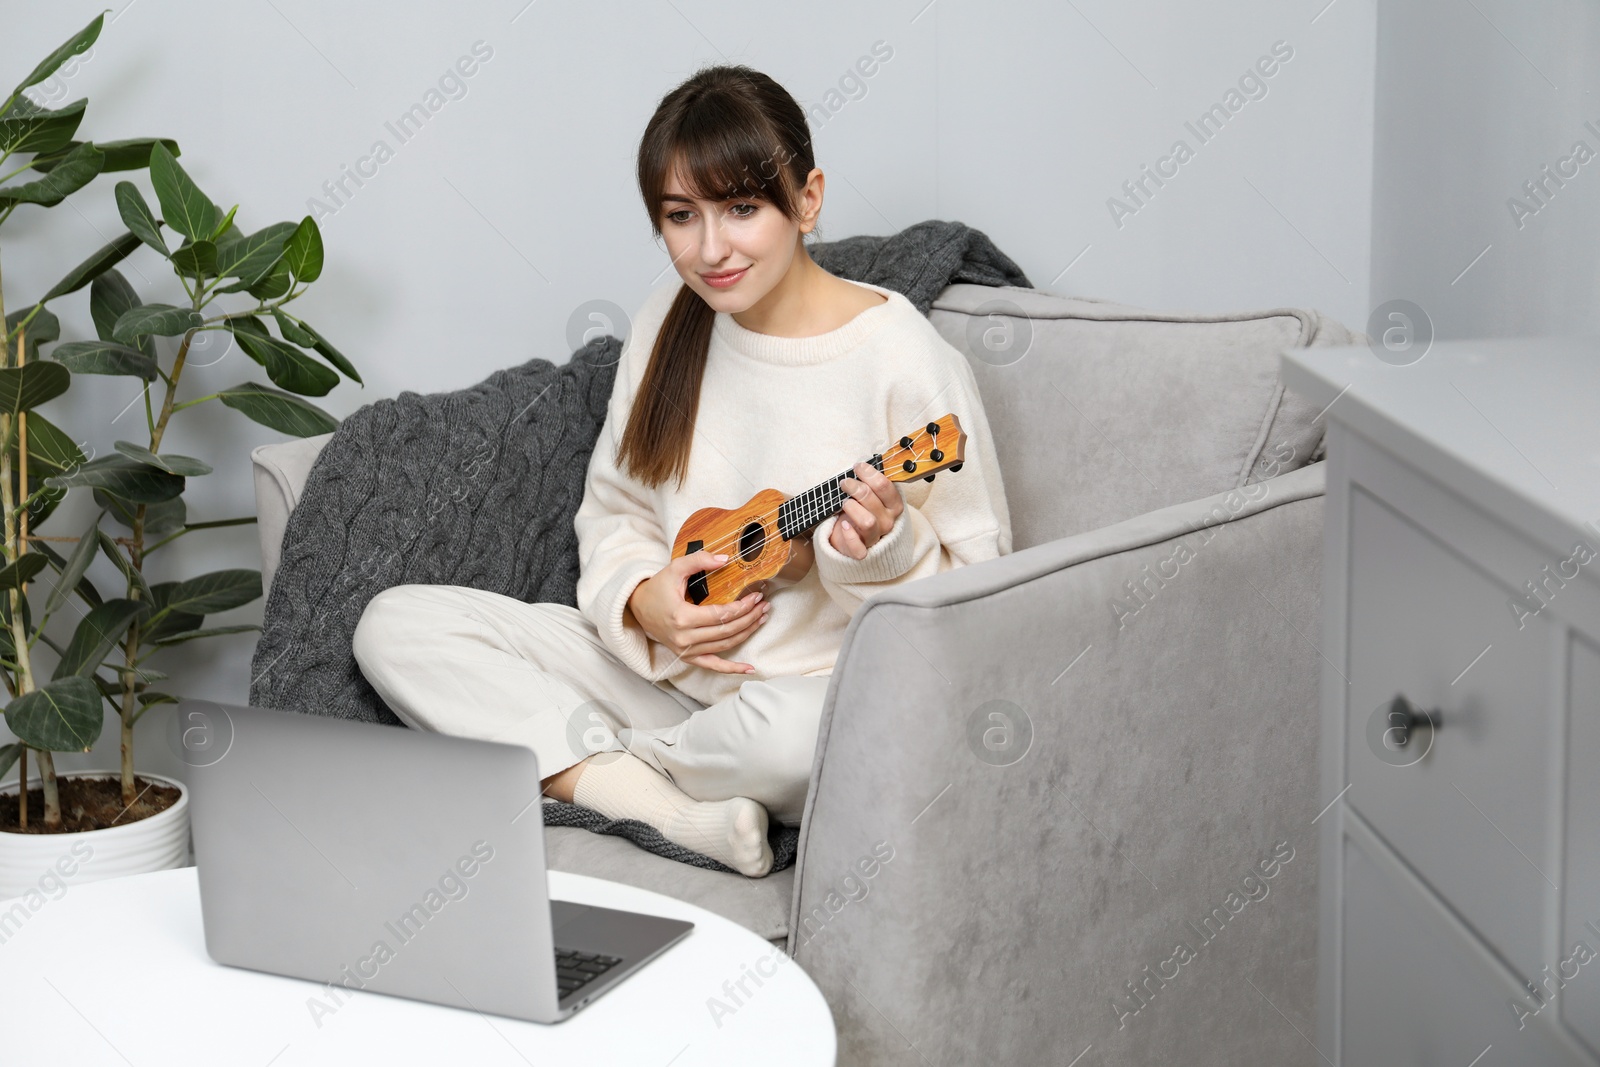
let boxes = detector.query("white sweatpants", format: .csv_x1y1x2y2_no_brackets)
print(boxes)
350,585,830,824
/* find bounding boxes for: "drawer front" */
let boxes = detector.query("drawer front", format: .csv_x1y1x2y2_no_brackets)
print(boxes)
1564,633,1600,1056
1346,484,1555,979
1342,832,1580,1066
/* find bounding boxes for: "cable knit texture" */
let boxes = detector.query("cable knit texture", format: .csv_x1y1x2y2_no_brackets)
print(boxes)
250,341,619,724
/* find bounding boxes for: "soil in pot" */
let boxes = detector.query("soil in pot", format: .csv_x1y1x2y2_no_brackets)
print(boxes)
0,775,182,834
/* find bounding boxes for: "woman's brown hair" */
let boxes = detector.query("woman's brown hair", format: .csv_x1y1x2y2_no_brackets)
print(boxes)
620,64,818,490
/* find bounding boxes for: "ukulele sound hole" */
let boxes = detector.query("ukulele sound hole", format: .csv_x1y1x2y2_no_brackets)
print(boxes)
739,522,765,561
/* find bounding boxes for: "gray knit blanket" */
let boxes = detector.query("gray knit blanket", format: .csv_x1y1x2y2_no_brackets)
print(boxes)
251,219,1030,876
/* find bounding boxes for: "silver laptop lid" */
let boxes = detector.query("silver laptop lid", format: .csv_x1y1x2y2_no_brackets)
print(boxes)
182,700,563,1022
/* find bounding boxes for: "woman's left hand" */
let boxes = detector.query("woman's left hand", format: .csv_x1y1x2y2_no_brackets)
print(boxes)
831,460,904,559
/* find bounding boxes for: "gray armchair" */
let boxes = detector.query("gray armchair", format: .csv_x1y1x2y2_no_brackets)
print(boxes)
252,282,1360,1065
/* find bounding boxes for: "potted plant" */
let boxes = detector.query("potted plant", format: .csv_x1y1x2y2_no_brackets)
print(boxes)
0,14,360,896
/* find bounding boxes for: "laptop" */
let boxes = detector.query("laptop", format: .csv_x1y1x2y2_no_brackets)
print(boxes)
181,699,694,1023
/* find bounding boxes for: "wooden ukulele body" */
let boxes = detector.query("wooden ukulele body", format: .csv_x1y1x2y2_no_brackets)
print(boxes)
671,488,794,606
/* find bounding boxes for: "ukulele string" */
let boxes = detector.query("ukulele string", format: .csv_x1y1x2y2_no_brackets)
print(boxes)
693,433,930,564
688,433,933,568
689,428,938,575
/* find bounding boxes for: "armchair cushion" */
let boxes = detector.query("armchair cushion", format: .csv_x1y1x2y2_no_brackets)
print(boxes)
928,283,1360,547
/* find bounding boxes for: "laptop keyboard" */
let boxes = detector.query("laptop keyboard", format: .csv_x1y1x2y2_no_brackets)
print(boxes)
555,947,622,999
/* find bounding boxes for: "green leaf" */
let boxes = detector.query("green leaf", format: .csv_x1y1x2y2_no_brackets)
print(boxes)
111,303,200,344
96,528,150,603
270,310,314,346
94,489,184,542
24,475,65,532
0,141,103,207
207,203,237,242
148,623,259,647
148,142,214,241
230,325,339,396
170,238,216,276
276,314,361,384
113,440,210,475
160,569,261,616
114,181,166,256
42,231,142,304
0,554,49,591
0,362,70,414
5,306,60,362
90,269,153,357
136,691,178,708
0,742,21,780
94,666,163,708
282,215,324,283
0,97,86,156
214,221,297,284
5,675,105,753
11,13,105,97
51,340,158,380
44,512,102,617
46,454,185,503
247,260,293,300
16,412,85,476
217,382,339,437
53,599,149,680
206,204,236,241
31,137,179,174
142,581,201,644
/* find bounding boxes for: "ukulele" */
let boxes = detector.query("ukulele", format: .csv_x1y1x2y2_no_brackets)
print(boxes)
671,413,969,605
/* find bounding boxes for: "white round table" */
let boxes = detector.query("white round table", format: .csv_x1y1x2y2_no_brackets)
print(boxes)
0,866,836,1066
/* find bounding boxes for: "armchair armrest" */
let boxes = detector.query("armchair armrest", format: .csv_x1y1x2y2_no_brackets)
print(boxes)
251,433,334,596
790,462,1327,1066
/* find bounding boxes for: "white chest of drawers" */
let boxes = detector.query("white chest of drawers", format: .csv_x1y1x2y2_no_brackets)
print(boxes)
1283,336,1600,1066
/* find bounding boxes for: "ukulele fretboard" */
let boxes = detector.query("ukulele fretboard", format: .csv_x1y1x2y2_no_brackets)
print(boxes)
776,455,887,541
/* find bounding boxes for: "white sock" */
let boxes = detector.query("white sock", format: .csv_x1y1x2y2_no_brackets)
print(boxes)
572,751,773,877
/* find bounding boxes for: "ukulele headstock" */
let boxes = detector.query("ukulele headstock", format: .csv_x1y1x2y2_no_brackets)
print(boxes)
882,413,966,483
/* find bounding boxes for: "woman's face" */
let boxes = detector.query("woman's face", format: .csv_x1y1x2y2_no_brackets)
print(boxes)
657,162,816,312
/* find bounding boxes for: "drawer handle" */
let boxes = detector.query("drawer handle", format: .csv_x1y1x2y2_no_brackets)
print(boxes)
1365,694,1441,766
1378,693,1440,761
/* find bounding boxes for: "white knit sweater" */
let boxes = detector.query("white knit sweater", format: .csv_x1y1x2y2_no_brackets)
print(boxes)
573,277,1013,707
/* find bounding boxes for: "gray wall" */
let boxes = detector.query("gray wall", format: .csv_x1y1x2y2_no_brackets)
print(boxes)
0,0,1375,780
1370,0,1600,339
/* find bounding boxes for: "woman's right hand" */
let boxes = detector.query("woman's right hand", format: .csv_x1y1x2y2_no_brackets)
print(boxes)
625,550,771,674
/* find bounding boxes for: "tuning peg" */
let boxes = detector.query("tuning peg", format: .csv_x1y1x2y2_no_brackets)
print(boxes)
924,473,935,482
926,422,940,436
930,448,944,462
901,459,917,473
900,436,913,448
949,462,963,473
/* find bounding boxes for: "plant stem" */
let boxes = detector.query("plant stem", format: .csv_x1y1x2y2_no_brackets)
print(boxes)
35,749,58,826
2,327,51,825
150,330,194,454
117,318,197,805
168,393,220,414
2,302,45,353
145,515,256,554
0,249,17,832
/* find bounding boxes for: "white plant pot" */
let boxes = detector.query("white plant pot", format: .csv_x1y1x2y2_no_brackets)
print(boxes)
0,770,190,901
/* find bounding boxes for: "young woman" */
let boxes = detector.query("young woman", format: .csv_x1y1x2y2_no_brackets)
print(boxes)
352,65,1012,877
